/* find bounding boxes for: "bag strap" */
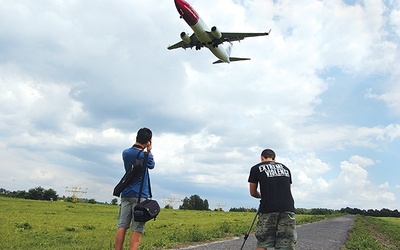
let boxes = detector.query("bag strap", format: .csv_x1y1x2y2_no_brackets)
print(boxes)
148,171,152,198
137,151,149,202
134,149,144,166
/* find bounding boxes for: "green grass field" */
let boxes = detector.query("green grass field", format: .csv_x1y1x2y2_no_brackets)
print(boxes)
343,215,400,250
0,197,341,249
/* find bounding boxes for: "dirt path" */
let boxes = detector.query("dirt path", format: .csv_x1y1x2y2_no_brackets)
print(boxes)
174,214,355,250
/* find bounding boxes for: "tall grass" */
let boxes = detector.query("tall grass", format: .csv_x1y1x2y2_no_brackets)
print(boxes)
378,217,400,245
343,215,400,250
0,197,340,249
0,197,117,249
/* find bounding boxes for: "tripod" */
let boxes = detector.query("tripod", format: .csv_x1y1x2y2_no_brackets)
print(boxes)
240,208,259,250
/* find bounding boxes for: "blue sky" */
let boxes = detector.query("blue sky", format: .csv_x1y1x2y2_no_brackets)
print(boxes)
0,0,399,211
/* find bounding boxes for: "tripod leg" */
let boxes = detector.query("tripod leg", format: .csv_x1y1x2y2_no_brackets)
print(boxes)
240,209,259,250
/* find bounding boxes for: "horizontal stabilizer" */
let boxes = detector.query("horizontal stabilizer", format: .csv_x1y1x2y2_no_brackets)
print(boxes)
213,57,251,64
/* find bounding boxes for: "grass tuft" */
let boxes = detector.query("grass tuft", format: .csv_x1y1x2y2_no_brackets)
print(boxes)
15,222,32,230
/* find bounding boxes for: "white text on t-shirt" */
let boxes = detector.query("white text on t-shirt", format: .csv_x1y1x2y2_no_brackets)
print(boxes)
259,163,289,178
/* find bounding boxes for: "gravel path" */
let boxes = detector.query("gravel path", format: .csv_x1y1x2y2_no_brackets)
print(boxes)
173,214,355,250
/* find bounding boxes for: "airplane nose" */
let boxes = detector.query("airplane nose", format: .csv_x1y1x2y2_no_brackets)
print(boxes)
174,0,199,26
174,0,183,10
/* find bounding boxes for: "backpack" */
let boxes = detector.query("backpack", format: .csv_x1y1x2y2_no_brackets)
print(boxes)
113,150,147,197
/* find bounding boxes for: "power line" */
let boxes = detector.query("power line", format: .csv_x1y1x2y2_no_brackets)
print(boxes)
65,186,87,203
162,197,182,209
215,203,226,211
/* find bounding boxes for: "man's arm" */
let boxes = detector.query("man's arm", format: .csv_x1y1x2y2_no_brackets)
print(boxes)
249,182,261,198
145,141,155,169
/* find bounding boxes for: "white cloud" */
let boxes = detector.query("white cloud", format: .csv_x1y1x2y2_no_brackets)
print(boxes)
390,9,400,37
284,147,399,209
0,0,399,210
348,155,375,168
321,157,396,209
366,84,400,115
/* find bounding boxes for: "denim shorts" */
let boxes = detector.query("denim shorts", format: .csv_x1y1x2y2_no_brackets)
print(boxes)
255,212,297,249
117,198,147,233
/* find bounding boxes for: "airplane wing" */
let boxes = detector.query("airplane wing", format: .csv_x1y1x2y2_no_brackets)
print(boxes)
210,30,271,46
167,33,203,50
167,30,271,49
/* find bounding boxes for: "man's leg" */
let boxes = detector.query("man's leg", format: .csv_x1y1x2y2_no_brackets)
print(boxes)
256,213,277,250
275,212,296,250
115,227,128,250
129,231,142,250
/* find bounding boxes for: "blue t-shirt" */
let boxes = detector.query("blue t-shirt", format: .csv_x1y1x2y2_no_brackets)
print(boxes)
121,146,155,198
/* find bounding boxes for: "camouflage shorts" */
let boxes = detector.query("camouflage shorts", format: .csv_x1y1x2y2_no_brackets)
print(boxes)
255,212,297,250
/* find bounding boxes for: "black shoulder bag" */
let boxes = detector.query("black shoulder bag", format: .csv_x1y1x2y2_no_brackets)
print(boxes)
133,152,160,222
113,149,145,197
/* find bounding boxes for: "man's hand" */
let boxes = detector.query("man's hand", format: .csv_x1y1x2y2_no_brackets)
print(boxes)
249,182,262,198
146,141,152,152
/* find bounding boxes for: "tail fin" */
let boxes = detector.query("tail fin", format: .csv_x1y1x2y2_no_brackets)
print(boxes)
213,57,251,64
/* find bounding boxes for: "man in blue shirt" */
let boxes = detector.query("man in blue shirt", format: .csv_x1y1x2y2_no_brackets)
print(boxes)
115,128,155,250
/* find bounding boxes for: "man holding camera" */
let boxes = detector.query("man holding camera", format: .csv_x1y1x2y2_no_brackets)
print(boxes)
115,128,155,250
248,149,296,250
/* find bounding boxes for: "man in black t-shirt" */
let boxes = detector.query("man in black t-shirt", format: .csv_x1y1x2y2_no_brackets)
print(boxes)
248,149,296,250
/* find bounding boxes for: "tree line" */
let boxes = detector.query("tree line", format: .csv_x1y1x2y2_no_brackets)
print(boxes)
179,195,209,210
1,187,58,201
0,187,107,204
340,207,400,217
2,187,399,217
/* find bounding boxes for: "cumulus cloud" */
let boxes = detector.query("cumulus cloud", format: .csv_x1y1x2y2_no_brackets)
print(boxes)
0,0,399,210
291,155,397,209
335,157,396,208
348,155,375,168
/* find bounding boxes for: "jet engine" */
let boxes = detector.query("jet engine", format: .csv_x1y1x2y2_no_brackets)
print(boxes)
180,32,191,44
211,26,222,39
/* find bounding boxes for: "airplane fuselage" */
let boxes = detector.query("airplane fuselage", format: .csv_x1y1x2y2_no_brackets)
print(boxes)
169,0,270,63
192,20,230,62
176,0,230,62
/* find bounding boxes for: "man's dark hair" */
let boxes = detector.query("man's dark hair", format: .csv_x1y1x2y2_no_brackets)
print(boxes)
261,149,276,160
136,128,152,144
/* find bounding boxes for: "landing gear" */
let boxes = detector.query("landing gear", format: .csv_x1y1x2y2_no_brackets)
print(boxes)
208,41,219,48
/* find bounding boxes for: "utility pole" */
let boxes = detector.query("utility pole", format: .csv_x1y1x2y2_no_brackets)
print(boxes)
215,203,226,211
162,197,181,209
65,186,87,203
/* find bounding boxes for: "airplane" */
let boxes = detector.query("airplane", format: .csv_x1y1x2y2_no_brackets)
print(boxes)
168,0,271,64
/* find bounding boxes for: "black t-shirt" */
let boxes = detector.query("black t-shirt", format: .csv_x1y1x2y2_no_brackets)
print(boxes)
248,161,295,213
